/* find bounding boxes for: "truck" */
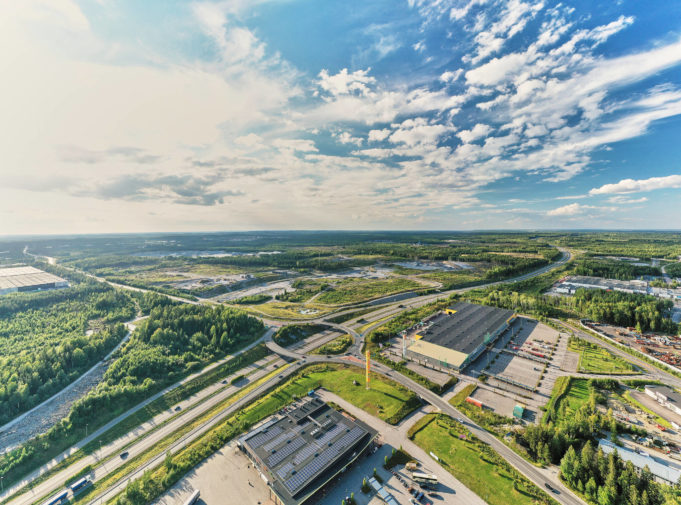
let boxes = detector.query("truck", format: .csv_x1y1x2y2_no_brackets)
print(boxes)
183,490,200,505
69,477,92,494
43,491,68,505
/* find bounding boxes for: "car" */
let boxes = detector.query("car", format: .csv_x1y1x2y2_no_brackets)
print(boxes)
221,379,227,384
544,483,554,491
120,451,129,459
326,355,331,358
174,405,181,411
278,374,284,378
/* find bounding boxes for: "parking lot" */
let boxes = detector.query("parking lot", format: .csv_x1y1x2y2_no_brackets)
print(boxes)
155,441,273,505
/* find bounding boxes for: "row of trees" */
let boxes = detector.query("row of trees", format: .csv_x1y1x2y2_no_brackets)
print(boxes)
0,284,136,425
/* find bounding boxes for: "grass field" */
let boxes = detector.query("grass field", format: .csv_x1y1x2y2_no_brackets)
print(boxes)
310,334,353,354
298,363,420,424
543,377,591,425
568,337,637,374
244,301,334,319
316,277,422,305
410,414,556,505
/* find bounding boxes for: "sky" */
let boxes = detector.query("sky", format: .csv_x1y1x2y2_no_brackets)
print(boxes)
1,0,681,234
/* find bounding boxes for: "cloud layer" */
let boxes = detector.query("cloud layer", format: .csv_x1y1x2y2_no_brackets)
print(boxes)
1,0,681,233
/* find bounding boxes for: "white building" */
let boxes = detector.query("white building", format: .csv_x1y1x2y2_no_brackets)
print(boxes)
645,385,681,416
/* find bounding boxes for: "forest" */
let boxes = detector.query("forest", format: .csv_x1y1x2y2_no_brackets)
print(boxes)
0,284,136,425
0,300,264,485
573,259,661,280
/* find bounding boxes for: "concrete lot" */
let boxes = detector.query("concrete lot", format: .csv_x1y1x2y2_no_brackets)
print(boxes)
469,387,518,417
155,441,274,505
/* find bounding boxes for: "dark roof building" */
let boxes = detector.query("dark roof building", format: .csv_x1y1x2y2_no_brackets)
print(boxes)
239,397,377,505
406,302,516,371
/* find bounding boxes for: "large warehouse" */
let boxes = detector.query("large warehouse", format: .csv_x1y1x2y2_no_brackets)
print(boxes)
238,397,377,505
0,266,69,296
406,301,516,371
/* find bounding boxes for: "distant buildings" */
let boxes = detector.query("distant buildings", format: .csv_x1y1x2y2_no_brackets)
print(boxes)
0,266,69,296
405,302,516,371
554,275,681,300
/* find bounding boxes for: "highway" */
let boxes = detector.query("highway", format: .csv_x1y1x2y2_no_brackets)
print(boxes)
7,247,578,505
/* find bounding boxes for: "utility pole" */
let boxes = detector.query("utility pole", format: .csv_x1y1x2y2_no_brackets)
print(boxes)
365,350,370,390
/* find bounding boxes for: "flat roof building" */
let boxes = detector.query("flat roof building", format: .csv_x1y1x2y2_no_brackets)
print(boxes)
0,266,69,296
599,439,681,485
238,397,377,505
645,385,681,417
406,302,516,371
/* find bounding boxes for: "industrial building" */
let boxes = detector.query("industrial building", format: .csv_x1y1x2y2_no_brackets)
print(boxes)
405,302,516,371
644,385,681,416
554,275,681,300
599,439,681,485
238,397,377,505
0,266,69,296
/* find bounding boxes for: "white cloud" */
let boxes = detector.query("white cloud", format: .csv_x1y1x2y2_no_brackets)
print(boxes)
235,133,263,147
547,203,584,216
440,69,463,83
368,129,391,142
413,40,426,52
335,131,363,146
457,123,492,143
318,68,376,97
607,196,648,204
590,175,681,195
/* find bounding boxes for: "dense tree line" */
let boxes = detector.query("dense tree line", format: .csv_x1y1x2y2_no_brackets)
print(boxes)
574,260,661,281
561,443,663,505
518,379,662,505
68,304,263,424
665,262,681,278
473,288,678,334
0,301,264,484
573,290,677,334
0,285,136,424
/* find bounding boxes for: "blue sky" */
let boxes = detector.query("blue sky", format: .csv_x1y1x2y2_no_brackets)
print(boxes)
1,0,681,233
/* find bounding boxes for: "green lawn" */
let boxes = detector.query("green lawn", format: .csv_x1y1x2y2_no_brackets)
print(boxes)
299,363,420,424
310,334,353,355
543,377,591,425
316,277,422,305
410,414,556,505
568,337,637,374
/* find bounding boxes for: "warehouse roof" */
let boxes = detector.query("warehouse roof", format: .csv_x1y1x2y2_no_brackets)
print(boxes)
599,439,681,484
240,397,377,505
0,266,67,291
416,302,515,355
407,339,468,368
